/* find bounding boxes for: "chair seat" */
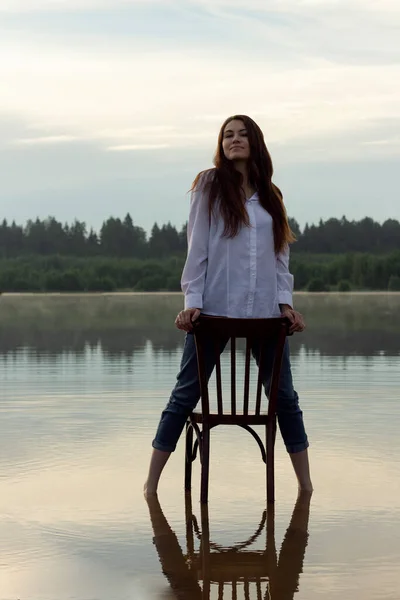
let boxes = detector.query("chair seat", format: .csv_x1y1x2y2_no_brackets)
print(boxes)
189,412,270,425
196,550,269,580
200,568,269,583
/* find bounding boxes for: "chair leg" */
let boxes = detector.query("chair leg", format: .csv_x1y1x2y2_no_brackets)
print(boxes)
200,426,210,504
266,503,278,578
185,421,194,492
184,491,195,562
266,418,277,504
200,503,211,599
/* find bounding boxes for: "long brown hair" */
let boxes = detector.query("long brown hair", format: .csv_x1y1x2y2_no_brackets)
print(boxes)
191,115,295,254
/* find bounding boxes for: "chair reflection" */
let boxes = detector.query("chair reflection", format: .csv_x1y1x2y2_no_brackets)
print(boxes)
146,491,311,599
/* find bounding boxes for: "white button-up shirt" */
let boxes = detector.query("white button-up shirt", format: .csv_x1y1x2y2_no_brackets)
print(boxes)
181,183,294,318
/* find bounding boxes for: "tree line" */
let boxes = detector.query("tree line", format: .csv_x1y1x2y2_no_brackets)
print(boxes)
1,252,399,293
1,214,400,258
0,214,399,293
0,215,186,259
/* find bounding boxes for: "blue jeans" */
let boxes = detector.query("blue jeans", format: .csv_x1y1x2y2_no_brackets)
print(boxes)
152,333,309,454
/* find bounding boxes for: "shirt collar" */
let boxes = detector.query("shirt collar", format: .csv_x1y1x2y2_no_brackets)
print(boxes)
247,191,259,202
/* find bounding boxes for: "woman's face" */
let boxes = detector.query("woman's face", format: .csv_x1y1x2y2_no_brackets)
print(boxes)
221,119,250,162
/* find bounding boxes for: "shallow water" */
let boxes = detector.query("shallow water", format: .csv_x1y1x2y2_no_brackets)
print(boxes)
0,293,399,600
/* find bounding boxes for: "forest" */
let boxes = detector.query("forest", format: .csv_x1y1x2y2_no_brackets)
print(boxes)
0,214,399,292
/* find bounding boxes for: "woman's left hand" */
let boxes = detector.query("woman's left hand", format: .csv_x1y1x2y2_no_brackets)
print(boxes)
280,305,306,334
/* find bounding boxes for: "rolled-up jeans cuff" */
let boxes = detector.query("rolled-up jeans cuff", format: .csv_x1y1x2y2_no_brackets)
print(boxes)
286,439,309,454
152,438,177,453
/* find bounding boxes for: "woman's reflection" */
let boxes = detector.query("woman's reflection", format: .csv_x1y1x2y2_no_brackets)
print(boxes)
146,494,203,599
146,491,311,599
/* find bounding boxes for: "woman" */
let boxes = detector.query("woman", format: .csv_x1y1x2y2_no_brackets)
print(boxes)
144,115,313,497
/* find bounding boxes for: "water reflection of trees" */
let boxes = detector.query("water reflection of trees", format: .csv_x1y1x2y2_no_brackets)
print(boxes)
0,293,399,358
0,324,399,359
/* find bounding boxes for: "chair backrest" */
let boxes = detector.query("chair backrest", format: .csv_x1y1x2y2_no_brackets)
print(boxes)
193,316,289,418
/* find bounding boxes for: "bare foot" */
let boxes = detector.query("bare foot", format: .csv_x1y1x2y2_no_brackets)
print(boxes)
143,449,171,501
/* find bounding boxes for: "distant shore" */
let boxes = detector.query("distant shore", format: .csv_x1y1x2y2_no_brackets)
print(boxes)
2,291,400,297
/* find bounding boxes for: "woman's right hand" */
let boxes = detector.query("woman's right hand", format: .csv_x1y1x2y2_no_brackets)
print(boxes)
175,308,201,332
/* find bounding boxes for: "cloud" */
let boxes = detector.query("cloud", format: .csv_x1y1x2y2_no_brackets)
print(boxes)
192,0,400,16
107,143,170,151
226,0,397,9
363,138,400,148
0,0,159,11
0,0,399,165
5,0,399,13
1,35,399,160
13,134,78,145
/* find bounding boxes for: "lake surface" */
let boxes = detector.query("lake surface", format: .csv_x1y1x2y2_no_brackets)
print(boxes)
0,293,399,600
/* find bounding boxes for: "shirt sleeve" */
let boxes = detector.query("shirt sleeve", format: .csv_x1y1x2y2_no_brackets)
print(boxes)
181,183,210,310
276,244,294,308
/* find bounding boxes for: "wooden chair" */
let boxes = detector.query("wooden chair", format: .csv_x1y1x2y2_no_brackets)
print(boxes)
184,316,289,504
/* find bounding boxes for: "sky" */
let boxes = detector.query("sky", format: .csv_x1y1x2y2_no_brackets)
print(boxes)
1,0,399,235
